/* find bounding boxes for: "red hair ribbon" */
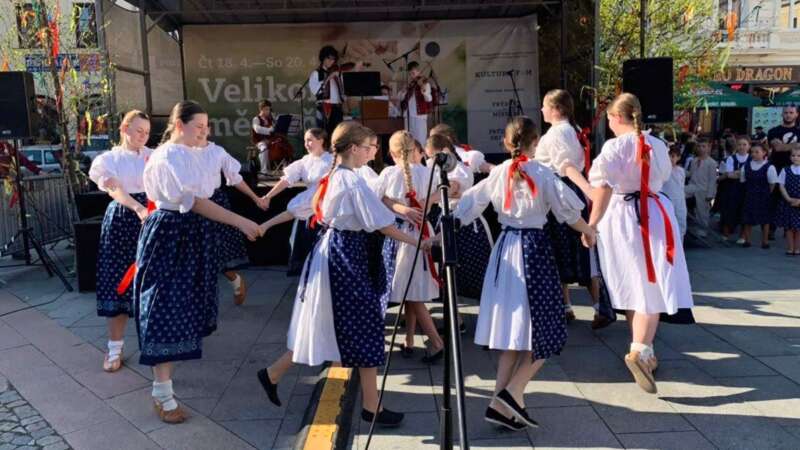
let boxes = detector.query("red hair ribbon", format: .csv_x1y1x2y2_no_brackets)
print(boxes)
578,128,592,177
405,190,442,287
636,134,675,284
309,174,331,229
503,155,537,212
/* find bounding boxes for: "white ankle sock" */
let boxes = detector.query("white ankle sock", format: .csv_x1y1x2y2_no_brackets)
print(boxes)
107,340,124,362
630,342,654,360
230,274,242,291
152,380,178,411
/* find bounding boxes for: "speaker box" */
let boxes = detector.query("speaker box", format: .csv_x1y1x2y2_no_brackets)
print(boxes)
0,72,37,139
74,216,103,292
622,58,673,123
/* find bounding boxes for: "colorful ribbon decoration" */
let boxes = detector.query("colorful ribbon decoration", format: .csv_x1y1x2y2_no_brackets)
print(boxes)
635,133,675,284
309,174,330,229
405,190,441,287
503,155,537,212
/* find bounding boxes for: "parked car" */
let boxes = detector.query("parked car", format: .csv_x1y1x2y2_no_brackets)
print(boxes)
20,145,62,175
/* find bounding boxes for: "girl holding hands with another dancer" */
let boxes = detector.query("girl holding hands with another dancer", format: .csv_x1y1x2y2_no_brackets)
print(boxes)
587,94,693,394
134,101,261,423
445,116,595,430
257,123,421,427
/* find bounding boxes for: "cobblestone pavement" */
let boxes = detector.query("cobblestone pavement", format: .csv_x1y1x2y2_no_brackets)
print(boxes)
0,378,70,450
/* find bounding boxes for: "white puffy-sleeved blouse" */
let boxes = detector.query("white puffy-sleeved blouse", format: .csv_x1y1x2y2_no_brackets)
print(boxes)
193,141,243,199
588,132,671,194
355,164,379,188
318,167,395,231
88,146,153,193
143,143,203,213
778,165,800,184
281,152,334,185
535,121,585,177
455,146,487,173
454,159,584,229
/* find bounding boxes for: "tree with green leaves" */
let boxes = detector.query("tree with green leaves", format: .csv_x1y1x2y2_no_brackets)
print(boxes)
598,0,730,112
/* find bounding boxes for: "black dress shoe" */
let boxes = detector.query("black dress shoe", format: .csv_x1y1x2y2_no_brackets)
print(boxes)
484,406,527,431
399,344,414,358
361,408,404,427
421,348,444,364
495,389,538,428
257,368,281,407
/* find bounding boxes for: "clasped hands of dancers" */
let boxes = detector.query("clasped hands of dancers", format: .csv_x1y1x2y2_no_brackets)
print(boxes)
91,90,693,429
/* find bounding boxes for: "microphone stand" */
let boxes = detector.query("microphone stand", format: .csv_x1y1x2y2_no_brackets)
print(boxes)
434,154,469,450
506,70,524,119
293,77,309,130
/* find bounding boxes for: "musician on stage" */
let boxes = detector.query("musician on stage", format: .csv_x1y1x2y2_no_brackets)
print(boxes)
309,45,344,136
251,100,275,175
400,61,434,145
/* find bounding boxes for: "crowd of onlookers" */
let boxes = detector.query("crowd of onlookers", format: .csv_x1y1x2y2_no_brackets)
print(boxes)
653,105,800,255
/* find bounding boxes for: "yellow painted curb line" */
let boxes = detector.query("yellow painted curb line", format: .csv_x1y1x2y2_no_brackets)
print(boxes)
303,367,353,450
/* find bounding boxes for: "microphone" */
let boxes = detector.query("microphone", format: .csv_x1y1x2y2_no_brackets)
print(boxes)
434,151,458,173
383,58,394,72
504,69,515,76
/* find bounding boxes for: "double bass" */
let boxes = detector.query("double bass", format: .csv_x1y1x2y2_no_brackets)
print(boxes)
252,113,294,172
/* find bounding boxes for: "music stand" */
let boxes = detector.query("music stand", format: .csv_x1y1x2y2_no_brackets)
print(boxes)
342,72,382,121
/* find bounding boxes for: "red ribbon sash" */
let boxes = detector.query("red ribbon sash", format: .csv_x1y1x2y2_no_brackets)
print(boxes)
309,175,331,229
636,134,675,283
405,190,442,286
503,155,538,212
117,154,156,296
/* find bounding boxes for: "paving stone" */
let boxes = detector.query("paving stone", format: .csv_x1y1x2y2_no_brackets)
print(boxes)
5,400,25,409
25,420,48,432
0,443,14,450
0,393,20,404
31,426,55,439
11,434,34,445
42,442,70,450
20,415,43,426
11,405,37,419
36,434,63,446
0,423,14,432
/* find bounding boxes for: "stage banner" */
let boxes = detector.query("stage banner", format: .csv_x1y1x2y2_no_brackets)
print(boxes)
183,16,539,159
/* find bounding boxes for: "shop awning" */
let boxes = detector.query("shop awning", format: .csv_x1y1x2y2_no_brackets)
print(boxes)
684,82,762,108
772,87,800,106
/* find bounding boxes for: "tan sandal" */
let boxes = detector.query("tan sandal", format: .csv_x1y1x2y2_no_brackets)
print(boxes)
233,274,246,306
625,351,657,394
153,399,188,424
102,351,123,373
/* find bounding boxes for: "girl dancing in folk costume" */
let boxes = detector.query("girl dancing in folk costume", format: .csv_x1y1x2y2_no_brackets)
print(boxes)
587,94,694,394
256,123,420,427
429,123,495,174
537,89,610,329
776,148,800,255
376,130,444,362
260,128,334,275
134,101,261,423
196,130,268,308
425,134,494,301
449,116,595,430
740,143,778,249
89,110,152,373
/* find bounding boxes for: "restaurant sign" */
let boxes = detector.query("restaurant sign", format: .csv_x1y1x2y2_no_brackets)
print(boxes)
713,66,800,84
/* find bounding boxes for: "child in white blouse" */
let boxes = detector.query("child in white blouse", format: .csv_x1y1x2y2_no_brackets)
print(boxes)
445,117,594,430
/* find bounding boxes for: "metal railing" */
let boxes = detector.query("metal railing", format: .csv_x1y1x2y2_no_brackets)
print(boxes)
0,174,81,256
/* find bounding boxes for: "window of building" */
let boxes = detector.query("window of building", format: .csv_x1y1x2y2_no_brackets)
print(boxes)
73,3,98,48
15,3,42,49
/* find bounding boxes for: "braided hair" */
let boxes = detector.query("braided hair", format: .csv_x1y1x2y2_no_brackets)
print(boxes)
389,130,416,199
311,121,370,214
503,116,538,179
